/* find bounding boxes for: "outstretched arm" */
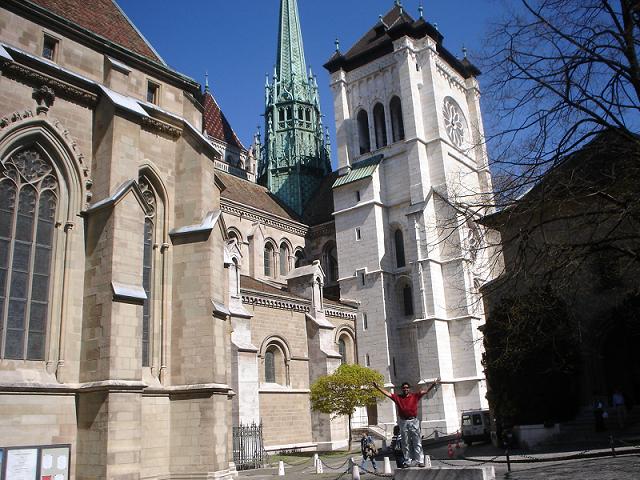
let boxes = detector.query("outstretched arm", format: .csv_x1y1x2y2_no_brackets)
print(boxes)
373,382,393,399
418,378,440,396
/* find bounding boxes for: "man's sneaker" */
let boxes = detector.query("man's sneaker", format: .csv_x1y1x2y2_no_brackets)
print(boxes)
417,463,425,467
401,463,409,469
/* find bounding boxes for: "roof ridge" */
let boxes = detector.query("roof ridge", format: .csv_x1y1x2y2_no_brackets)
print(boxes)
111,0,166,66
203,89,246,151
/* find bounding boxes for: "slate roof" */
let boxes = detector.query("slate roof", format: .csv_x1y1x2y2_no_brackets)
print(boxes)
302,170,339,226
324,5,480,79
216,170,301,222
203,89,246,151
25,0,163,63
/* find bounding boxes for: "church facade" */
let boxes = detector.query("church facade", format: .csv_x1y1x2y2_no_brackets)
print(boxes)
0,0,493,478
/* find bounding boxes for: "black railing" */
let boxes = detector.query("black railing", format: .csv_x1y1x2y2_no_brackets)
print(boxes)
233,422,266,470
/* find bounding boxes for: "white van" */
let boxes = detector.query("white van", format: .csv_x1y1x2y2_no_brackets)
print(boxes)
460,409,491,446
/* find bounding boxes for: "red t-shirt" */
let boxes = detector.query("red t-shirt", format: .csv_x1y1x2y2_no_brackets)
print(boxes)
390,392,425,419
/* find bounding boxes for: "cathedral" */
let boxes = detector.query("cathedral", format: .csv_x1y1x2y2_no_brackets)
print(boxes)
0,0,493,478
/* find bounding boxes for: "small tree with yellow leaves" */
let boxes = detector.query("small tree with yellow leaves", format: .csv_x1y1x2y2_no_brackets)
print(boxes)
310,363,384,448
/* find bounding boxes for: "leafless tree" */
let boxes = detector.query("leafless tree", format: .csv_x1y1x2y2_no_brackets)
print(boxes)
470,0,640,292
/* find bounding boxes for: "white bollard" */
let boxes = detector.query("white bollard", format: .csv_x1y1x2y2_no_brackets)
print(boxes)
383,456,392,474
278,460,285,476
351,464,360,480
423,455,432,468
313,453,319,468
316,459,323,474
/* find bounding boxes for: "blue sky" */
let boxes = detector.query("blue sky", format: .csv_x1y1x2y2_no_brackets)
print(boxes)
117,0,500,164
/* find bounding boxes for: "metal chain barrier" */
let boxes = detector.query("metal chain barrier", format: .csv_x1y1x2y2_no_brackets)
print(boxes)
281,456,314,467
319,457,351,471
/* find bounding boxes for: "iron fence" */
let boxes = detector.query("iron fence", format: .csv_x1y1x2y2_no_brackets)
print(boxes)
233,422,266,470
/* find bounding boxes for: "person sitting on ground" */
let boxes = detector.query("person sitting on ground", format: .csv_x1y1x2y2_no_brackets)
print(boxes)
359,432,378,473
390,425,407,468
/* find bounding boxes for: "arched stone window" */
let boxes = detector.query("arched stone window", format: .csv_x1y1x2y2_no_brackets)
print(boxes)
402,284,414,317
357,110,371,155
264,342,287,385
373,103,387,149
279,242,290,276
338,338,346,365
139,176,157,367
264,242,275,278
394,228,406,268
0,149,58,360
294,249,305,268
138,169,167,372
390,96,405,142
264,348,275,382
322,242,339,285
337,330,355,365
227,228,241,244
229,258,240,297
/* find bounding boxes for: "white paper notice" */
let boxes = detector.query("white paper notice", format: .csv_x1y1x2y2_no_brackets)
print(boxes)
57,454,68,470
6,448,38,480
42,454,53,469
55,475,64,480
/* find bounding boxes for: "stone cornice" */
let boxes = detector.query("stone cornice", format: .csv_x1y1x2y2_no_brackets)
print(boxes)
1,61,97,107
435,60,467,94
241,288,310,313
0,43,190,141
221,198,308,237
140,116,182,139
345,54,396,85
325,306,357,321
308,221,335,238
0,380,233,396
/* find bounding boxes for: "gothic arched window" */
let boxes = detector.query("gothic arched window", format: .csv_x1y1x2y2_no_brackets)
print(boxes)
139,176,158,368
294,249,304,268
0,149,58,360
373,103,387,149
390,96,405,142
357,110,371,155
394,229,406,268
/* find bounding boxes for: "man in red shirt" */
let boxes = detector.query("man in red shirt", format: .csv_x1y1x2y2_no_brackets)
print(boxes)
374,379,439,468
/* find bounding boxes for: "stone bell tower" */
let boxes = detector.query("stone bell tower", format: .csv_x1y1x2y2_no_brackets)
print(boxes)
325,1,495,433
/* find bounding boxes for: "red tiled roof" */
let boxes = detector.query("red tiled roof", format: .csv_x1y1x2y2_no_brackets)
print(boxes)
203,90,245,151
26,0,162,63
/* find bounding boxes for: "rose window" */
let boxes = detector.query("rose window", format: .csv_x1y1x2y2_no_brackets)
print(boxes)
442,97,466,148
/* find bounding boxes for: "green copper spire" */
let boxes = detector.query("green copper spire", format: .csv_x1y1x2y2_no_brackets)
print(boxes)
277,0,307,83
258,0,331,216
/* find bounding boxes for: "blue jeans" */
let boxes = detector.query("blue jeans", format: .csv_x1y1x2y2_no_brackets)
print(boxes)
360,455,377,472
398,417,423,464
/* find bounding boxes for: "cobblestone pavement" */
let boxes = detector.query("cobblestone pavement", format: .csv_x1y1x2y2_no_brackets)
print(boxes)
237,452,640,479
237,433,640,480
